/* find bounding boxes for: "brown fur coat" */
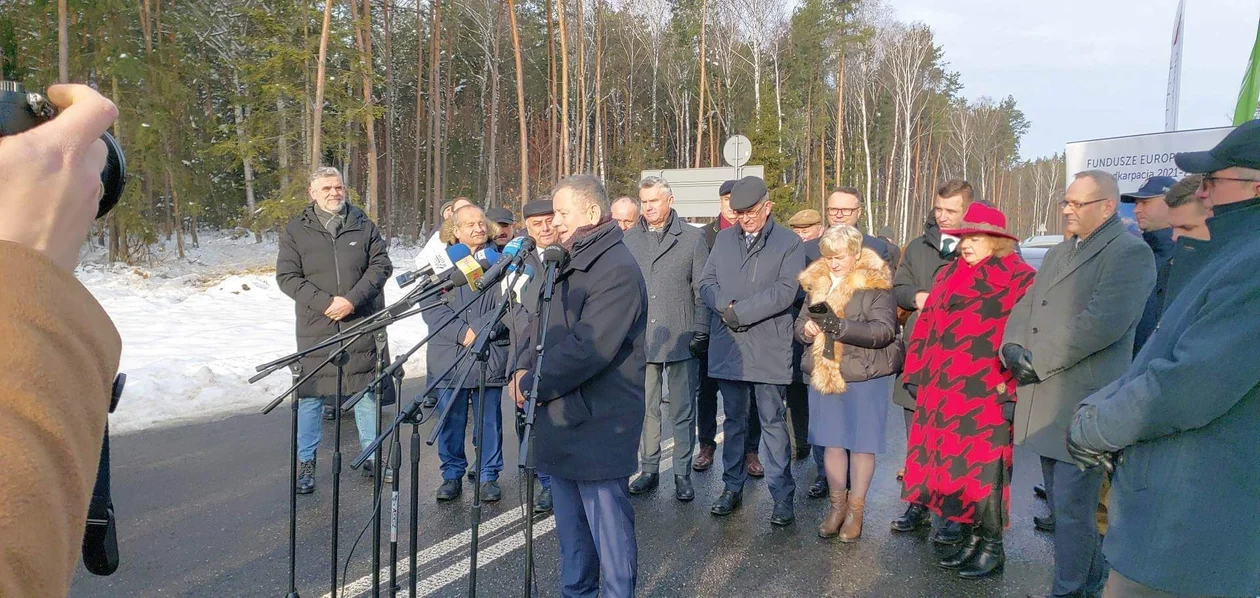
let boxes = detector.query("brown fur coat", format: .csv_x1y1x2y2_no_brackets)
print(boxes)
797,248,892,394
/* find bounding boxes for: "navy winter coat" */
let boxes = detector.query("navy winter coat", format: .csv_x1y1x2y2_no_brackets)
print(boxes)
698,218,806,385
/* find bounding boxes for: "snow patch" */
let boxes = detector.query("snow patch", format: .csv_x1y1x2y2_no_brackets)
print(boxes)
77,231,430,435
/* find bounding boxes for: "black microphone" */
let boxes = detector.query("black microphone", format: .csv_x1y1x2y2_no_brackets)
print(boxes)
541,244,569,265
473,236,537,292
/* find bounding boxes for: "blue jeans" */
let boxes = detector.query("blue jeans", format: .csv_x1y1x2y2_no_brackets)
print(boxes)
436,387,503,482
297,393,377,463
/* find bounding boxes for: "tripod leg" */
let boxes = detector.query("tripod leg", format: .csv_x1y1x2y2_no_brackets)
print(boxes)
288,366,300,598
330,360,343,597
409,420,421,598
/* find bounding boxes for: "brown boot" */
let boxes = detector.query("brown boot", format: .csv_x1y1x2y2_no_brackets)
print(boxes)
838,495,866,543
817,490,848,538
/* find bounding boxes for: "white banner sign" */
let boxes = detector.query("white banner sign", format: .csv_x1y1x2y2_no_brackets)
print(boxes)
1065,126,1233,233
1165,0,1186,131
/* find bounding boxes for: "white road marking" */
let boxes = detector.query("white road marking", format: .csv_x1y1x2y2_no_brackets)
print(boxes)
331,429,710,598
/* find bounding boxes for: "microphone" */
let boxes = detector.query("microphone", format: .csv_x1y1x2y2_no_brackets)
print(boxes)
503,263,535,301
397,243,470,288
473,236,537,292
541,244,569,265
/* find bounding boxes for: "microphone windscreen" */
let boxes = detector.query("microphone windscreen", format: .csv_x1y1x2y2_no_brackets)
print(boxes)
475,246,501,266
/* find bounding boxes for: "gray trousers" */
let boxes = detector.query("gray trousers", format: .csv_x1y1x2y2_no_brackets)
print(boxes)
1042,456,1109,597
638,359,699,474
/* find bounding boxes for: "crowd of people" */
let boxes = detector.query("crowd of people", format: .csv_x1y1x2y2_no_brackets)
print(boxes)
5,83,1258,598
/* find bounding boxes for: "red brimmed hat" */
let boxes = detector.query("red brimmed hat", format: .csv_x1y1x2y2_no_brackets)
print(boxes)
940,203,1019,241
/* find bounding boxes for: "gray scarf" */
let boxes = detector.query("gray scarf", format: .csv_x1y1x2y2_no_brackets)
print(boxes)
314,203,346,235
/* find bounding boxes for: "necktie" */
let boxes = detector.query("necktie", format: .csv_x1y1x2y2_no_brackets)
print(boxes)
746,234,757,249
941,237,955,254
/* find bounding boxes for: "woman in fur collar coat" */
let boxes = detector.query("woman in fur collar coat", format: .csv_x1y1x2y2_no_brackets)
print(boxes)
794,225,904,542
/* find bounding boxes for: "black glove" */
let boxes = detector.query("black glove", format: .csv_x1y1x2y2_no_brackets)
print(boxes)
1066,431,1115,474
721,303,742,331
1001,343,1040,386
811,311,847,335
689,332,710,357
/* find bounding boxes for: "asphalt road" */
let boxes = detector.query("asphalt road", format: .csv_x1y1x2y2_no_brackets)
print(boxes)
70,378,1057,597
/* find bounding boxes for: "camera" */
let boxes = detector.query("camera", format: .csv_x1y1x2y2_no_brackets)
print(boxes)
0,81,127,219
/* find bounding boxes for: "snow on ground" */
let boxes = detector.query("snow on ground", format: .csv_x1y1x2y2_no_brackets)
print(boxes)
77,231,430,435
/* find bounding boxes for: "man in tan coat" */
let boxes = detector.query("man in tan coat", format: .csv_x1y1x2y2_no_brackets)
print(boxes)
0,84,123,597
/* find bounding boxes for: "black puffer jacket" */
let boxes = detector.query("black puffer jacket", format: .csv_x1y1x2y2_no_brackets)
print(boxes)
276,204,396,404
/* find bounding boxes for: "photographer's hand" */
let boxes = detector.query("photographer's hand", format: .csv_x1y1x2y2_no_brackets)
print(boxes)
0,84,117,272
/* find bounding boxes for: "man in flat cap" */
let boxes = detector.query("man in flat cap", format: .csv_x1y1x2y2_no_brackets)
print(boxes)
486,206,516,251
698,176,806,526
1121,176,1177,355
507,198,559,513
1069,121,1260,598
787,209,824,242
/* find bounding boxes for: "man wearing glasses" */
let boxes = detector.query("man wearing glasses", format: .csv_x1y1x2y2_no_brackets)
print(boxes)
1001,170,1155,598
698,176,806,526
1068,122,1260,597
814,187,896,266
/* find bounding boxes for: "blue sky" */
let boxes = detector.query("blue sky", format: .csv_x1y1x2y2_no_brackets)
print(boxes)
891,0,1260,160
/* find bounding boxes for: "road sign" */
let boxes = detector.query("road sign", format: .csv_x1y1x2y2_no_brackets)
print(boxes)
640,166,765,219
723,135,751,168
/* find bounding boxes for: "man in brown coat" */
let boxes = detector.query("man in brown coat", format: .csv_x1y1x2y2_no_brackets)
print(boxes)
0,84,123,597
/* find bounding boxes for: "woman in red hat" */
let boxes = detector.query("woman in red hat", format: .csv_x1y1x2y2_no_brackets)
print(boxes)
899,203,1036,579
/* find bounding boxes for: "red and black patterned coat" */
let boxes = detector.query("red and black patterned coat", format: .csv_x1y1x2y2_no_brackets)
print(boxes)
900,252,1035,532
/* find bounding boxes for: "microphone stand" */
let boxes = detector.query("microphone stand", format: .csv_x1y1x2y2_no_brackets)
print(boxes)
329,341,346,598
287,364,302,598
386,363,403,598
371,332,387,598
520,259,560,598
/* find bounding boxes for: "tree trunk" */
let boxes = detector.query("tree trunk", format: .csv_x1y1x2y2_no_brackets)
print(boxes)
558,0,570,177
693,0,707,169
231,71,257,236
773,40,783,148
311,0,334,169
834,50,845,187
165,161,184,259
57,0,68,82
508,0,529,208
593,0,605,181
351,0,380,220
486,0,502,207
859,81,874,221
384,0,396,237
576,0,586,173
303,17,312,169
547,0,557,183
277,96,290,191
427,0,442,220
414,0,425,234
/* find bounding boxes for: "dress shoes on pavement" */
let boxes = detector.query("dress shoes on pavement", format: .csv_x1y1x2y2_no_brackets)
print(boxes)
932,521,965,546
710,490,742,516
629,472,659,495
890,503,929,532
480,480,502,502
807,475,829,499
770,501,795,526
675,475,694,502
533,487,553,513
1033,515,1055,532
436,479,462,501
693,444,715,471
745,452,765,477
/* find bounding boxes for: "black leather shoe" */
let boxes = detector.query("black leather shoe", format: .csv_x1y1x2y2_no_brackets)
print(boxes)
710,490,742,516
932,521,965,546
480,480,502,502
323,405,336,420
296,460,316,495
1033,484,1047,501
533,487,553,513
938,533,982,569
1033,515,1055,532
794,445,812,460
890,504,929,532
807,475,829,499
629,472,659,495
436,479,462,501
958,538,1005,579
675,475,694,502
467,468,476,481
770,501,795,526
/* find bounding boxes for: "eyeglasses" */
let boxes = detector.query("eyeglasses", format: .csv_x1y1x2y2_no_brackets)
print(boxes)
826,207,860,217
733,203,769,219
1059,198,1108,211
1200,174,1260,190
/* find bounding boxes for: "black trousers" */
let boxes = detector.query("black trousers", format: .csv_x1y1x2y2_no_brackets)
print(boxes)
696,358,759,453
